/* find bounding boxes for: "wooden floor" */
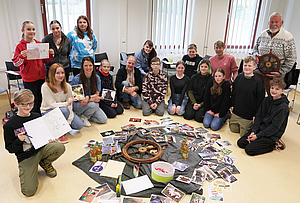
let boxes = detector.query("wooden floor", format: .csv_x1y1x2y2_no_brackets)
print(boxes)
0,91,300,203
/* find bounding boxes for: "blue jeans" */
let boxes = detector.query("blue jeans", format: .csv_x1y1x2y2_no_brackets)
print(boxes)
42,107,83,130
73,101,107,124
121,81,142,109
203,111,228,131
167,94,188,116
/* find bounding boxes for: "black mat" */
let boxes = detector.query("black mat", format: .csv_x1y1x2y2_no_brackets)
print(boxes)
72,130,213,197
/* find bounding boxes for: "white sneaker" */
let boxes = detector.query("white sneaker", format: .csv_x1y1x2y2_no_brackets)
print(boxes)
80,115,91,127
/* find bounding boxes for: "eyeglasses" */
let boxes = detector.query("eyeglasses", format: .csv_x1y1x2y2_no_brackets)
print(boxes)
152,63,161,66
21,102,34,107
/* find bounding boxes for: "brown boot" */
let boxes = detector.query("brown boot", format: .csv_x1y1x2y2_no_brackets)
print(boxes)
123,102,130,109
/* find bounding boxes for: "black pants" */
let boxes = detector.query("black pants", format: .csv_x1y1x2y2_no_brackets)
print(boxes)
23,79,45,114
99,101,124,118
183,101,205,122
237,131,275,156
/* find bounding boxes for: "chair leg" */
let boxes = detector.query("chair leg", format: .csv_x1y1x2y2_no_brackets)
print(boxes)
5,90,12,110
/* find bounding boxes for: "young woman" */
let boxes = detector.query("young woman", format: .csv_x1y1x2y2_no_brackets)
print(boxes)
42,20,71,82
12,21,54,114
67,15,97,76
41,63,84,143
203,69,231,131
3,89,65,197
184,59,213,122
98,59,124,118
167,61,189,116
134,40,157,79
71,56,107,126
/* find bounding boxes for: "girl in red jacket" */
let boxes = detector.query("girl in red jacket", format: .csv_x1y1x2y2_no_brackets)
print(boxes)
12,21,54,113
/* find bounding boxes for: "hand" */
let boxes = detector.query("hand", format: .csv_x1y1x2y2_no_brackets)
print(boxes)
150,103,157,110
253,117,255,123
49,49,55,55
171,105,176,114
68,97,76,105
207,110,215,116
21,50,28,58
80,96,89,106
246,132,257,143
255,54,261,64
214,113,220,117
230,106,233,113
175,106,181,114
193,103,200,110
18,132,27,142
124,87,134,95
49,138,59,143
131,91,137,97
266,71,281,77
111,103,117,108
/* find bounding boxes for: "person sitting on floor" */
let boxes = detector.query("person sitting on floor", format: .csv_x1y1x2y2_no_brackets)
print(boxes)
98,59,123,118
3,89,65,197
115,55,142,109
237,78,289,156
142,57,167,116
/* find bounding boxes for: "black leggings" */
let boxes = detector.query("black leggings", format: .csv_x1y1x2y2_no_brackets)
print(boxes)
23,79,45,114
99,101,124,118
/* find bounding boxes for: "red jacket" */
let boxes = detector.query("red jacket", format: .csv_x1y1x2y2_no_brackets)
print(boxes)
12,39,54,82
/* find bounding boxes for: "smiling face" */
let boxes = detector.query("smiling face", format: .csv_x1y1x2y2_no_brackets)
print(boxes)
15,99,34,117
55,67,65,83
188,48,197,58
214,71,225,84
78,18,88,32
143,43,153,54
83,60,94,77
50,23,62,37
151,61,161,74
243,61,256,77
126,56,136,72
214,45,225,57
269,15,283,33
176,64,185,75
270,85,284,100
200,63,209,75
22,23,35,41
100,61,110,74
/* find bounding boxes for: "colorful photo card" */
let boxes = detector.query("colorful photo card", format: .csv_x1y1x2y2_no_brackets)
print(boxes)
161,183,186,203
100,130,115,137
189,192,206,203
182,123,195,131
150,194,171,203
203,165,218,182
153,135,167,142
72,84,85,101
199,160,218,169
121,124,135,131
219,148,233,156
158,128,171,134
136,127,150,135
95,183,112,197
222,155,236,165
218,167,238,184
110,145,121,155
172,161,189,171
195,132,206,139
195,127,209,134
113,136,127,142
218,140,232,147
199,152,217,160
191,168,207,185
203,145,220,153
102,89,116,101
166,135,176,143
89,161,106,173
114,131,129,136
151,130,163,136
185,131,197,137
78,187,99,203
129,117,142,122
102,137,114,145
207,133,221,139
176,175,192,184
159,117,173,123
188,142,200,151
224,163,240,174
213,180,232,192
208,186,223,201
181,137,195,144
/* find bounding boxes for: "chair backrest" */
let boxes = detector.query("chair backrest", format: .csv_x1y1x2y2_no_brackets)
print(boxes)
5,61,22,80
95,52,108,63
284,62,298,88
120,52,135,68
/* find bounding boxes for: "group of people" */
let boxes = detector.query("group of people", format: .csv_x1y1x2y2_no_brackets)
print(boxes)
2,12,297,197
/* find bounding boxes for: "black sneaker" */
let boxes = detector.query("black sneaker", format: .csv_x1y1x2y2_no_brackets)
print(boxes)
39,160,57,178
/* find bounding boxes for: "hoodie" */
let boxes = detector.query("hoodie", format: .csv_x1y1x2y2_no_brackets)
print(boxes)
252,94,289,141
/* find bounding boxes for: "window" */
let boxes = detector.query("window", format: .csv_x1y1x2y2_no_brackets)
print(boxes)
41,0,89,36
151,0,196,56
224,0,262,56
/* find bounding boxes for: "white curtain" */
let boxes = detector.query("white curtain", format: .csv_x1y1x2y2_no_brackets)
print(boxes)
151,0,196,56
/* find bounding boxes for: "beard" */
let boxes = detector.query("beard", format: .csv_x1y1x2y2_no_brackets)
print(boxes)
269,26,279,33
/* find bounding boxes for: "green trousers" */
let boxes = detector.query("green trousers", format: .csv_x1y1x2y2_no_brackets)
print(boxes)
229,112,253,137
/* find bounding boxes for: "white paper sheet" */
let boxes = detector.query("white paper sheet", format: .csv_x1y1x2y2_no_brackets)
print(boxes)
100,160,126,179
24,107,71,149
27,43,49,60
121,175,154,195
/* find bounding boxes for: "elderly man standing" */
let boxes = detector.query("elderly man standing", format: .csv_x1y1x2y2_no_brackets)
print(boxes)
253,12,297,95
115,55,143,109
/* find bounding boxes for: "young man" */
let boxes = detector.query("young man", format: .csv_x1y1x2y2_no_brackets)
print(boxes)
3,89,65,196
209,40,238,83
229,56,265,137
237,78,289,156
115,55,143,109
182,44,203,78
142,57,168,116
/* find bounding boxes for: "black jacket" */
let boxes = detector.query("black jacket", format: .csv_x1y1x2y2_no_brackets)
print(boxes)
115,67,142,95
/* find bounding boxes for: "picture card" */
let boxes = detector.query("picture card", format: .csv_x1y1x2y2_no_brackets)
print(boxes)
166,135,176,143
218,140,232,147
122,197,144,203
182,123,195,131
121,124,135,131
195,127,209,134
78,187,99,203
136,127,150,135
199,160,219,169
113,136,127,142
72,84,85,100
89,161,107,173
188,192,206,203
102,146,112,154
172,161,189,171
217,167,238,184
188,142,200,151
151,130,163,136
213,180,232,192
207,133,221,139
195,132,206,139
114,131,130,136
122,175,154,195
100,130,115,137
158,128,171,134
143,119,153,126
102,89,116,101
129,117,142,122
153,135,167,142
159,117,173,123
27,43,49,59
203,165,218,182
161,183,186,203
208,186,223,201
224,163,240,174
150,194,171,203
191,168,207,185
185,131,197,137
219,148,233,156
24,107,71,149
198,153,217,160
95,183,112,197
222,155,236,165
110,145,121,155
176,175,192,184
100,159,126,179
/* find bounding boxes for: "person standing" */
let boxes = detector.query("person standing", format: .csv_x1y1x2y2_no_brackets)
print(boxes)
253,12,297,95
67,15,97,76
42,20,71,82
182,44,203,78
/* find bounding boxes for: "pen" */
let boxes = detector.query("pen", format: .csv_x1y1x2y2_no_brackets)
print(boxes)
24,132,33,139
216,142,222,147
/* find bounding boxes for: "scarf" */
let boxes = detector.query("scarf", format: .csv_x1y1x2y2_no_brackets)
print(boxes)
99,69,109,77
142,49,150,65
126,67,135,86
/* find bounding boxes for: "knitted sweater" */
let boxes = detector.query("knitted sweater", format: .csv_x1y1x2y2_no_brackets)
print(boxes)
253,28,297,77
142,70,167,105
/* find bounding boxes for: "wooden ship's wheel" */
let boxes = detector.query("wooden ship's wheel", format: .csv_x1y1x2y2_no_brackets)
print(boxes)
257,49,284,75
115,139,167,164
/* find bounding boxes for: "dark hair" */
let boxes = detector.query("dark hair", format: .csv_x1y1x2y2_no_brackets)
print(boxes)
151,56,161,64
270,78,286,89
197,59,212,74
143,40,157,67
80,56,98,94
50,20,67,53
21,21,34,39
176,61,185,68
187,44,197,51
211,69,225,95
76,15,93,40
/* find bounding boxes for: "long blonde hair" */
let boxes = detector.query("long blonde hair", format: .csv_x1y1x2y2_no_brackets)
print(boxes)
46,63,68,94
